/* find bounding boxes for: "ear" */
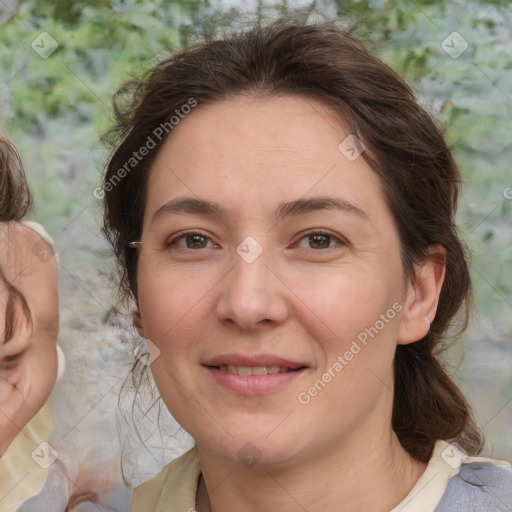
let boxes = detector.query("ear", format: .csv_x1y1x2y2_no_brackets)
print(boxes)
132,309,145,338
397,245,446,345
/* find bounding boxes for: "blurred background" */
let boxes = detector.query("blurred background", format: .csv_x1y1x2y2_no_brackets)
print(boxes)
1,0,511,486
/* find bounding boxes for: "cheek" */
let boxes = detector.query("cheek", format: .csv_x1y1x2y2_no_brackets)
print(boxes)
137,254,221,337
138,276,202,342
295,269,402,411
137,272,208,400
296,266,401,345
0,350,57,429
26,344,58,398
0,366,22,391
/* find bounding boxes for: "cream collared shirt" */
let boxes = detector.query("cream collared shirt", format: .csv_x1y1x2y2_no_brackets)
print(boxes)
132,439,511,512
0,404,55,512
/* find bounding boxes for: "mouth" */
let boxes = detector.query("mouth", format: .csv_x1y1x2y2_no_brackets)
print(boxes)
213,364,306,375
203,355,309,395
203,354,308,374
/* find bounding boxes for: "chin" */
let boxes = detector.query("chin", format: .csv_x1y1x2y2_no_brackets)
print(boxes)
198,426,306,469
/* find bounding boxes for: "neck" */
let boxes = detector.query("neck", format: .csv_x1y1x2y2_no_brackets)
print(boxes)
196,424,428,512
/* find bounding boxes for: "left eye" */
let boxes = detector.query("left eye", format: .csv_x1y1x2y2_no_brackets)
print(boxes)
294,231,345,250
166,231,344,250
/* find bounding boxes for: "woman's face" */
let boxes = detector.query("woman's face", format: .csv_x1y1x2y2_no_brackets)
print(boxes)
0,224,59,456
135,94,423,466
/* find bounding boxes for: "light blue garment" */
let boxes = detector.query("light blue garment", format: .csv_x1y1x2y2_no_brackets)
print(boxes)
435,460,512,511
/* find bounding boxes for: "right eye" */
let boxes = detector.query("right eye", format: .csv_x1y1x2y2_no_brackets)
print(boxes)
165,231,219,250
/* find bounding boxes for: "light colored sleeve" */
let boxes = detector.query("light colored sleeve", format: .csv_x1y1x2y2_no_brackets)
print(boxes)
435,459,512,511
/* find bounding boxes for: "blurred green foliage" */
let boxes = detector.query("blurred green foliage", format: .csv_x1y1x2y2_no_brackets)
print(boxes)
0,0,511,327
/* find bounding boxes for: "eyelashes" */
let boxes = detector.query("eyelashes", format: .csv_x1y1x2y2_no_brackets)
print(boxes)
165,230,347,252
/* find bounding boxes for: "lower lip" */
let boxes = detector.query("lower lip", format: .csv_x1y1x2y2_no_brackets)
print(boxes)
205,366,307,395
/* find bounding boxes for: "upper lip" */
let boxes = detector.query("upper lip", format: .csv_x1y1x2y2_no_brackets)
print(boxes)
203,354,307,369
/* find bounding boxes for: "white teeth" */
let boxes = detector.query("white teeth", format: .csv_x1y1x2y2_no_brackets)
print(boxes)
251,366,268,375
217,365,296,375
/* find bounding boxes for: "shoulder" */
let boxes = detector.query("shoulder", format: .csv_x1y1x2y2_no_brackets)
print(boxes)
21,220,58,258
131,446,200,512
0,220,58,277
436,455,512,511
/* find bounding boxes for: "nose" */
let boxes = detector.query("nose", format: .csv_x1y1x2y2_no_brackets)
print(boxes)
215,244,289,332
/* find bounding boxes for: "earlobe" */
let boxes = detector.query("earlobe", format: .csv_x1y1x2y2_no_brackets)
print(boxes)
397,245,446,345
132,309,145,338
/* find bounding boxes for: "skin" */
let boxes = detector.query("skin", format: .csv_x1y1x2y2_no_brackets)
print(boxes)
0,223,59,456
134,94,446,512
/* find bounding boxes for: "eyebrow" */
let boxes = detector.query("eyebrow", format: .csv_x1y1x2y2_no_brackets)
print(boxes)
150,195,369,225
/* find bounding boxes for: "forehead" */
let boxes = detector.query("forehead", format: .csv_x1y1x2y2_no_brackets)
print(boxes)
144,94,386,224
154,93,350,167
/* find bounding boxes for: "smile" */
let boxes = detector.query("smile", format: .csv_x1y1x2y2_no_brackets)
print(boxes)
206,367,307,395
203,355,309,395
216,365,301,375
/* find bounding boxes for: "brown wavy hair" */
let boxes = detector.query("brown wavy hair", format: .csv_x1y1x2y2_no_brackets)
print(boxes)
0,134,33,344
102,20,484,462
